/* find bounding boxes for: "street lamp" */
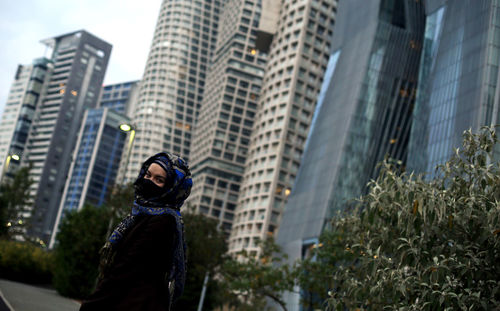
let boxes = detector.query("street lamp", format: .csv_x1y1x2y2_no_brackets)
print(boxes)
119,123,132,132
118,123,136,185
2,153,21,180
104,123,136,239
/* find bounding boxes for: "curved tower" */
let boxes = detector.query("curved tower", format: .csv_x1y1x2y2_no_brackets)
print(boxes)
187,0,271,233
228,0,337,256
120,0,221,182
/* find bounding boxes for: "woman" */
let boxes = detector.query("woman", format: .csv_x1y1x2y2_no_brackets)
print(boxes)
80,152,192,311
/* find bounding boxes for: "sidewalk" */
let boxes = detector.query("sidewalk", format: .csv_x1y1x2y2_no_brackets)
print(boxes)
0,279,80,311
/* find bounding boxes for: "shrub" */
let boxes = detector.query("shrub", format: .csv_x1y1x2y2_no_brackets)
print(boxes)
0,239,53,284
52,204,109,299
323,127,500,310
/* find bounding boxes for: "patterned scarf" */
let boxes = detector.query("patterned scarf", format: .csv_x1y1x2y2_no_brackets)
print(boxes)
99,152,192,304
134,152,193,209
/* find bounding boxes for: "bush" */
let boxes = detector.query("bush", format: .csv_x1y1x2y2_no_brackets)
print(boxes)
323,127,500,310
52,204,109,299
0,239,53,284
174,211,228,311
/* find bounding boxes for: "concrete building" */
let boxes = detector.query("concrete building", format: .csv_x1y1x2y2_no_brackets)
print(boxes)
187,0,272,233
408,0,500,174
228,0,337,256
119,0,221,184
276,0,426,308
24,30,111,244
0,58,52,181
50,107,131,248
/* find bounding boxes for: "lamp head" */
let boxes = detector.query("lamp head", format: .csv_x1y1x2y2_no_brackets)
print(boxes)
119,123,132,132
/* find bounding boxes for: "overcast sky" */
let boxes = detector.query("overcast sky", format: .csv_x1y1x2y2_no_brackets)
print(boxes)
0,0,163,115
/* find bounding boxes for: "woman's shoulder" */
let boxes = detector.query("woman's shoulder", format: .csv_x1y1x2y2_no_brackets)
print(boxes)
142,213,178,230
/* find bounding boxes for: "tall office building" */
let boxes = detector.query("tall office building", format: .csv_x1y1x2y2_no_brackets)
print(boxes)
99,80,140,116
276,1,425,308
50,107,131,248
24,30,111,243
58,108,131,215
228,0,337,256
120,0,221,184
187,0,273,233
0,58,52,181
408,0,500,174
50,81,138,247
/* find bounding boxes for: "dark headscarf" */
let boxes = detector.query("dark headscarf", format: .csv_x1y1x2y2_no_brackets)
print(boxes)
99,152,192,305
134,152,193,209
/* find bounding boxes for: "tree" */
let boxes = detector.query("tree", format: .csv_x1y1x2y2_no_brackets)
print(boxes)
297,230,353,310
0,165,34,238
52,204,109,298
50,184,131,298
100,183,135,239
220,237,296,311
174,210,228,311
104,183,135,219
321,127,500,310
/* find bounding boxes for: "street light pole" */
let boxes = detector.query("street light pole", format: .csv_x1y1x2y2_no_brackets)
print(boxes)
123,128,136,184
197,272,209,311
119,123,136,185
2,155,12,179
105,124,137,239
1,153,21,182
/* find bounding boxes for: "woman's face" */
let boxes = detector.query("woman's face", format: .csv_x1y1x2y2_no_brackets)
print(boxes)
145,163,167,187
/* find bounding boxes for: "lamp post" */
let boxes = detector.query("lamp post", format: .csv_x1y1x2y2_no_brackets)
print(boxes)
2,153,21,237
1,153,21,181
104,123,136,240
119,123,136,185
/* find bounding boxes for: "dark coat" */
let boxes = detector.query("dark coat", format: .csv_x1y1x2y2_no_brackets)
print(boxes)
80,214,176,311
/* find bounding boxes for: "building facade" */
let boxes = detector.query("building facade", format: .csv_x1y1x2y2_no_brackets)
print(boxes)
276,0,425,308
24,30,111,243
408,0,500,174
120,0,221,184
0,58,52,181
49,107,131,248
187,0,271,233
228,0,337,256
99,80,140,116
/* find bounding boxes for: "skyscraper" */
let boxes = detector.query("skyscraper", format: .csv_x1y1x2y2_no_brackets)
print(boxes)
408,0,500,174
0,58,52,181
99,80,140,116
24,30,111,243
120,0,221,184
276,1,425,308
228,0,337,256
187,0,272,233
50,106,131,248
50,81,138,245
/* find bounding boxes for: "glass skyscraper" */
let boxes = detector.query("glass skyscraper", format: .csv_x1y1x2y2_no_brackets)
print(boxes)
99,80,140,116
276,1,425,309
408,0,500,174
49,107,130,248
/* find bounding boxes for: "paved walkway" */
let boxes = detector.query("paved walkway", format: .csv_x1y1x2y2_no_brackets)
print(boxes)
0,279,80,311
